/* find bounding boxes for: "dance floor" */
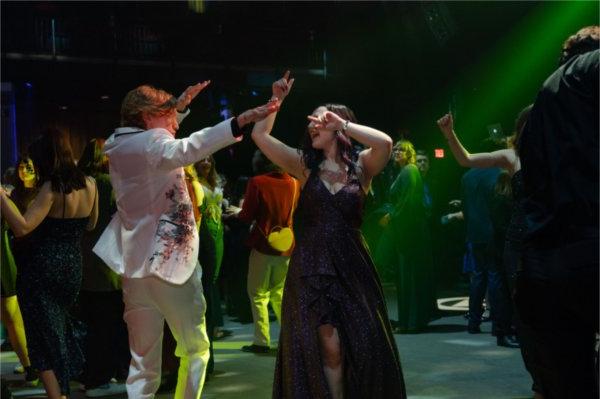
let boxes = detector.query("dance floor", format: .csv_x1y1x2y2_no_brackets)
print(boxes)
1,285,533,399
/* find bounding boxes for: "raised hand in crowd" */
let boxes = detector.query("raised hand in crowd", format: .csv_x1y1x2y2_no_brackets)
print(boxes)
176,80,211,112
271,70,295,104
436,113,454,139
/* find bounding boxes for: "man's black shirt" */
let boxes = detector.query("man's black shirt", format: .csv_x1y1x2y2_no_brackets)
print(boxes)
519,49,599,247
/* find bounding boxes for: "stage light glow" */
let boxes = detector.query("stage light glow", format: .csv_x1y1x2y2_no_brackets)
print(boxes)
434,149,445,158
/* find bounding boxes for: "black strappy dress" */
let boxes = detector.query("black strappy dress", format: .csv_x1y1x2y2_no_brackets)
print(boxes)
273,173,406,398
15,190,92,395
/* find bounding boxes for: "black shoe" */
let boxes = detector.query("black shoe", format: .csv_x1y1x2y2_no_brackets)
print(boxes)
241,344,270,354
497,335,520,348
467,324,481,334
213,329,233,341
24,367,39,387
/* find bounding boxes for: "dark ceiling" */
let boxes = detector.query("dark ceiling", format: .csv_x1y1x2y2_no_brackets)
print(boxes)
2,1,540,110
1,1,596,184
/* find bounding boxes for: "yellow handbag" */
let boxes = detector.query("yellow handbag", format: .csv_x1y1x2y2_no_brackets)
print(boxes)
266,226,295,252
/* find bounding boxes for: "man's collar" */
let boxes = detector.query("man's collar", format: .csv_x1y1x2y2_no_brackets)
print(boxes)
113,127,145,137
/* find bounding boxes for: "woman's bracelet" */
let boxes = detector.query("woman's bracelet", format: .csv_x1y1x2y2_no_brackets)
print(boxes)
341,120,350,134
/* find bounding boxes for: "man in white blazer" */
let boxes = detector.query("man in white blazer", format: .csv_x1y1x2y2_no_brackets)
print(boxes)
94,82,279,399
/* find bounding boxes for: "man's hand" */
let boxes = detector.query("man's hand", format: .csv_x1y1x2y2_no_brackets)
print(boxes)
437,113,455,139
237,101,280,128
271,70,295,104
223,205,241,219
176,80,211,112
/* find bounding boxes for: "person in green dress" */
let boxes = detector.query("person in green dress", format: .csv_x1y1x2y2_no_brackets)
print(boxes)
375,140,437,333
194,155,226,376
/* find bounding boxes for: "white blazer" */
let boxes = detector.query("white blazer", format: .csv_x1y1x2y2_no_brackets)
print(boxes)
93,113,240,284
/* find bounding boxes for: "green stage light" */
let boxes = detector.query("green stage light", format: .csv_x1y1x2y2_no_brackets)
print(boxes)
457,1,598,140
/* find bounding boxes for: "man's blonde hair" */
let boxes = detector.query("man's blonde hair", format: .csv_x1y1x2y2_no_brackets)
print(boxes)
120,85,177,128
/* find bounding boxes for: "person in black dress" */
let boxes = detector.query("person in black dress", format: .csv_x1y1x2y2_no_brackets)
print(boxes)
251,71,405,399
1,128,99,399
77,138,130,396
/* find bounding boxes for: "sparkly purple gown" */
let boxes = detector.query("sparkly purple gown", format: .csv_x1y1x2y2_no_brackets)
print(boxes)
273,173,406,398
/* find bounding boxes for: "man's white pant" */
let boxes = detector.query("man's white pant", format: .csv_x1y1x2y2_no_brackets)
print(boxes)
247,249,290,347
122,266,210,399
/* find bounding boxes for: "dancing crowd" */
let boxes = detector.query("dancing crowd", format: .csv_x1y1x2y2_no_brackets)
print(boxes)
0,26,597,399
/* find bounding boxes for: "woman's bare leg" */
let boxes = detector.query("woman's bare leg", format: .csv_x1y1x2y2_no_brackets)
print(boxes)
318,324,343,399
1,296,31,367
39,369,62,399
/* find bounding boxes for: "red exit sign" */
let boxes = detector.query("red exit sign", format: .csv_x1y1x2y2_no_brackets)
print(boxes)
434,149,445,158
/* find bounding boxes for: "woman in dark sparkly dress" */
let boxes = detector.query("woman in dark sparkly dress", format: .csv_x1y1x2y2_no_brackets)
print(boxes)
1,129,99,399
252,72,405,399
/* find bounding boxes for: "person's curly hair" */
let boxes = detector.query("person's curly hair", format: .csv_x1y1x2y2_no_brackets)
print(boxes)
559,26,599,65
300,103,359,177
120,85,177,128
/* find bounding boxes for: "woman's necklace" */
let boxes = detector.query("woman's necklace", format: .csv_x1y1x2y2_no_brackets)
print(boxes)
319,160,348,194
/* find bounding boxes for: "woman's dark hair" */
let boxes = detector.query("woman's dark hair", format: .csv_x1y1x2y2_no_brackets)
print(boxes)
28,128,87,194
2,166,16,187
509,104,533,155
10,156,38,213
494,169,512,198
300,103,359,176
78,138,109,176
194,155,218,190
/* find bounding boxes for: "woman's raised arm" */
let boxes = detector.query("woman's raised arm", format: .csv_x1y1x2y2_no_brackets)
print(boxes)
251,71,306,181
437,113,515,172
1,182,53,237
